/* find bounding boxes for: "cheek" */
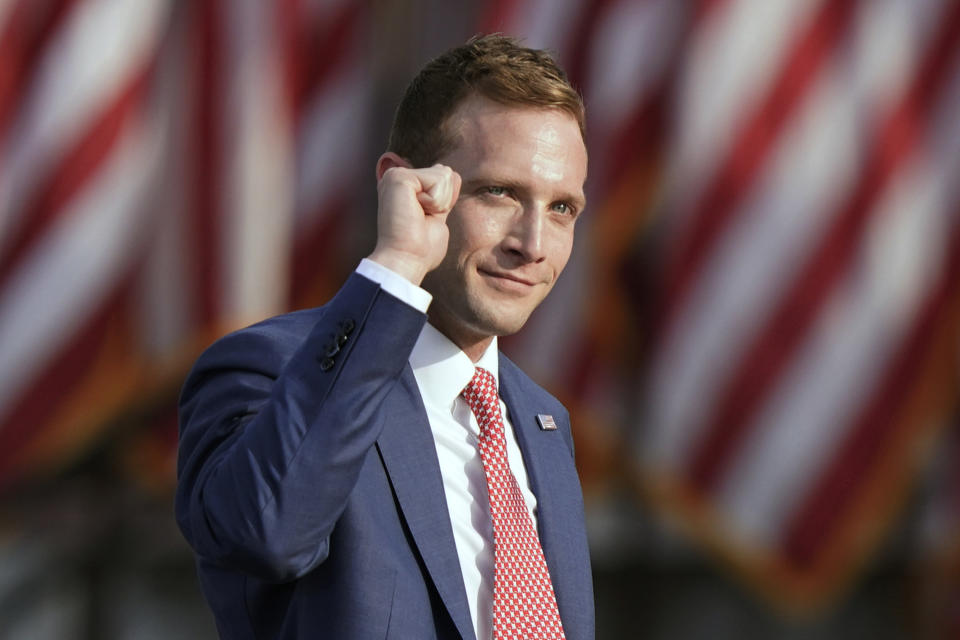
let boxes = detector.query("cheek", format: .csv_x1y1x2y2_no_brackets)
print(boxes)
546,228,575,272
448,205,506,256
479,214,509,243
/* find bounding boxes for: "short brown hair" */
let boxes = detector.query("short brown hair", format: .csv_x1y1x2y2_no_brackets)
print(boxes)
387,34,585,168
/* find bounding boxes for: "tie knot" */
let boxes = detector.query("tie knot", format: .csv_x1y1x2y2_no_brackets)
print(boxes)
462,367,500,421
466,366,496,394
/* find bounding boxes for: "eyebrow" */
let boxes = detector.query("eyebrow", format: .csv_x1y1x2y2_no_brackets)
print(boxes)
567,192,588,212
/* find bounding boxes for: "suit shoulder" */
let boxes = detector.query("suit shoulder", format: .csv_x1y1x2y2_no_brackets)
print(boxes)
231,307,325,347
182,307,325,398
206,307,323,361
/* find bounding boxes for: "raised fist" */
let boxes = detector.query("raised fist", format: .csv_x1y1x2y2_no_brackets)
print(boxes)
368,153,461,285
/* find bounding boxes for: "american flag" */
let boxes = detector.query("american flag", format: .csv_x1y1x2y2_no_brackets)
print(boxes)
486,0,960,613
640,0,960,610
0,0,370,491
0,0,173,488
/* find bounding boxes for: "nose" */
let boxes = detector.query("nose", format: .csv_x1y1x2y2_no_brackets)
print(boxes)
504,207,546,263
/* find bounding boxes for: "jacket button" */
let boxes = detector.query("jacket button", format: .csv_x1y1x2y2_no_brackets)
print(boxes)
339,319,356,334
336,332,349,347
319,357,335,371
325,342,340,357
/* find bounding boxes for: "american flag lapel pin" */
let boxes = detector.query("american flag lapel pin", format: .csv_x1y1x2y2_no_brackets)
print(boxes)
536,414,558,431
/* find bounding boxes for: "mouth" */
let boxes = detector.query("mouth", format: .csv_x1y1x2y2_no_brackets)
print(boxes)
478,268,539,291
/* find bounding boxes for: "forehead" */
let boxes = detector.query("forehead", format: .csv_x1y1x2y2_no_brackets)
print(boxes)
442,96,587,180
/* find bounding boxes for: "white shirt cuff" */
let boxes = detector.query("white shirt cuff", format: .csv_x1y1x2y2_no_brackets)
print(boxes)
356,258,433,313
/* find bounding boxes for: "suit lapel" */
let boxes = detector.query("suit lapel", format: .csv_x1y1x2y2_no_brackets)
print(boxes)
375,366,476,640
498,359,589,638
497,372,566,577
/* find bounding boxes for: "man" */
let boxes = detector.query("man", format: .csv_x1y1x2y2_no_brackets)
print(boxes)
175,35,593,639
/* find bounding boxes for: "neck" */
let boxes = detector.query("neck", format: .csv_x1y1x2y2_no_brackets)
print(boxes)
426,314,495,363
459,337,495,363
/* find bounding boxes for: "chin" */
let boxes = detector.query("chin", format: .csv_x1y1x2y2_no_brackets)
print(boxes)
470,308,532,339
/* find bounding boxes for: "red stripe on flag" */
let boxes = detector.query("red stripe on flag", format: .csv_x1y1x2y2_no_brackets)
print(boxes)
656,0,856,342
0,273,136,490
553,0,692,396
477,0,525,34
782,209,960,570
0,66,153,288
604,86,671,191
290,194,349,308
190,0,224,326
686,2,960,493
275,0,300,123
0,0,81,140
562,0,617,92
559,93,673,394
693,0,733,25
290,1,361,120
779,12,960,568
287,2,364,308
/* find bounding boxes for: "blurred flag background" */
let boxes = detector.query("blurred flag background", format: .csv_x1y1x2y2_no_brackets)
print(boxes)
1,0,958,638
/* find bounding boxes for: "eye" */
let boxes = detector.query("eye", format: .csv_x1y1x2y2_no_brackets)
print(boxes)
551,201,576,216
484,186,508,197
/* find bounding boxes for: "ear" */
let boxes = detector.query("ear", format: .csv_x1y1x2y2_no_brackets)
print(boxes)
376,152,412,181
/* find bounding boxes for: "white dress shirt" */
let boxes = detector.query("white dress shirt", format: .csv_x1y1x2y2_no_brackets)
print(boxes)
356,259,539,640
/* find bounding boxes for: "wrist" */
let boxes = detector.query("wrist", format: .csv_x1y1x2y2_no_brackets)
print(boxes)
366,248,429,285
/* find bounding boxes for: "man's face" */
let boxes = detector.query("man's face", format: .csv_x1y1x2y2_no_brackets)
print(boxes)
422,95,588,356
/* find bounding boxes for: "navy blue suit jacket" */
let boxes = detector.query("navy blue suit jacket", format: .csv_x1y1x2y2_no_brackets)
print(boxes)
175,273,594,639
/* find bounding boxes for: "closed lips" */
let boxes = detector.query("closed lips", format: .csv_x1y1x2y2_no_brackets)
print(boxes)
480,269,537,286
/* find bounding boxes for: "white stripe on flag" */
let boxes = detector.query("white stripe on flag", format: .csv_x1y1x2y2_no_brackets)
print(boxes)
295,50,368,228
665,0,821,227
637,0,946,474
0,112,162,418
0,0,168,252
137,7,195,358
499,0,581,55
221,0,293,323
586,0,681,133
641,37,867,471
718,45,960,545
583,0,685,182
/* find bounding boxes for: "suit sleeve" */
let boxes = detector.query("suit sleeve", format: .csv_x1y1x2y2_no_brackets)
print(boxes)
175,273,427,582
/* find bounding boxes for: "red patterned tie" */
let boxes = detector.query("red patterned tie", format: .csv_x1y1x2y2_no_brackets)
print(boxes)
462,367,566,640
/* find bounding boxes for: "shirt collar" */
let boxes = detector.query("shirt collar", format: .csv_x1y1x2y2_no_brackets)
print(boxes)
410,323,500,410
